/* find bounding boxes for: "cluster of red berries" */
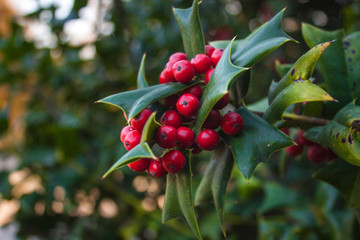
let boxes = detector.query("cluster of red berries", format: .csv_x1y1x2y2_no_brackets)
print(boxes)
119,45,244,178
284,129,337,163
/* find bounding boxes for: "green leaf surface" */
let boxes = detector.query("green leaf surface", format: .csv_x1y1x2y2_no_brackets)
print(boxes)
302,23,352,107
343,31,360,98
162,151,202,239
173,0,205,59
102,113,159,178
305,102,360,166
314,159,360,209
264,81,334,125
223,107,294,179
195,143,233,237
274,60,292,78
268,41,332,103
137,53,149,89
97,81,197,121
194,39,248,133
231,8,295,67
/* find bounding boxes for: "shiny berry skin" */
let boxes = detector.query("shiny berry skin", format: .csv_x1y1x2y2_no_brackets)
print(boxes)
163,61,175,80
120,126,133,142
214,93,230,110
160,110,182,128
211,48,224,67
298,130,312,146
307,144,326,163
172,60,195,83
156,125,177,148
205,45,215,58
148,160,167,178
161,150,187,173
191,54,212,74
203,109,221,129
221,112,244,136
285,141,303,157
205,68,214,85
196,129,220,151
176,93,200,117
128,158,151,172
130,108,152,131
159,70,174,84
177,127,195,149
184,85,203,99
161,94,178,108
123,130,141,150
169,52,187,63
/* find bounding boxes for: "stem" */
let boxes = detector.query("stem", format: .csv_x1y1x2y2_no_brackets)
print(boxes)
252,111,330,126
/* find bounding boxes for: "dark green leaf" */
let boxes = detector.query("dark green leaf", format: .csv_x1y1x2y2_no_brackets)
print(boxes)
194,39,248,133
314,159,360,209
223,107,294,179
343,31,360,98
274,59,292,78
195,143,233,237
137,53,149,89
162,151,202,239
173,0,205,59
97,81,197,121
305,102,360,166
302,23,353,108
268,41,332,103
264,81,335,125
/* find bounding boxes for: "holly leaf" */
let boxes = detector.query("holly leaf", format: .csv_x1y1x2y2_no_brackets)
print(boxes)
302,23,353,110
97,81,197,122
223,107,294,180
314,159,360,210
274,60,292,78
343,31,360,98
268,41,332,103
173,0,205,59
162,151,202,239
264,81,335,125
102,113,159,178
137,53,149,89
305,101,360,166
195,143,233,237
194,38,248,133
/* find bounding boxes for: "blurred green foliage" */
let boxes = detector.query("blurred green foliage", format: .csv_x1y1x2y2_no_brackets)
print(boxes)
0,0,359,239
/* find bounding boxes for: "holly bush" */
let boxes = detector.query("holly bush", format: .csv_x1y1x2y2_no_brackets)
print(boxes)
99,0,360,239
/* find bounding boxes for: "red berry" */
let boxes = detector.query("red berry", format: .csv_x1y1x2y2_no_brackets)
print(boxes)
130,108,152,131
123,130,141,151
163,61,175,80
159,70,174,84
169,52,187,63
285,141,303,157
176,93,200,117
205,68,214,85
177,126,195,149
120,126,133,142
161,150,186,173
211,48,224,67
196,129,220,151
203,109,221,129
214,93,230,110
325,148,337,162
160,110,182,128
221,112,243,135
183,85,203,99
148,160,167,178
205,45,215,58
191,144,203,154
298,130,312,146
128,158,151,172
307,144,326,163
161,94,178,108
281,128,289,135
191,54,212,74
156,125,177,148
172,60,195,83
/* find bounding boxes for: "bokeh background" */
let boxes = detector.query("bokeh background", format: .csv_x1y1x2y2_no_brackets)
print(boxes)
0,0,359,239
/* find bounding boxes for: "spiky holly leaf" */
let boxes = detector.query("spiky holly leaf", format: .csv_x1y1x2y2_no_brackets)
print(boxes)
137,53,149,89
343,31,360,98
